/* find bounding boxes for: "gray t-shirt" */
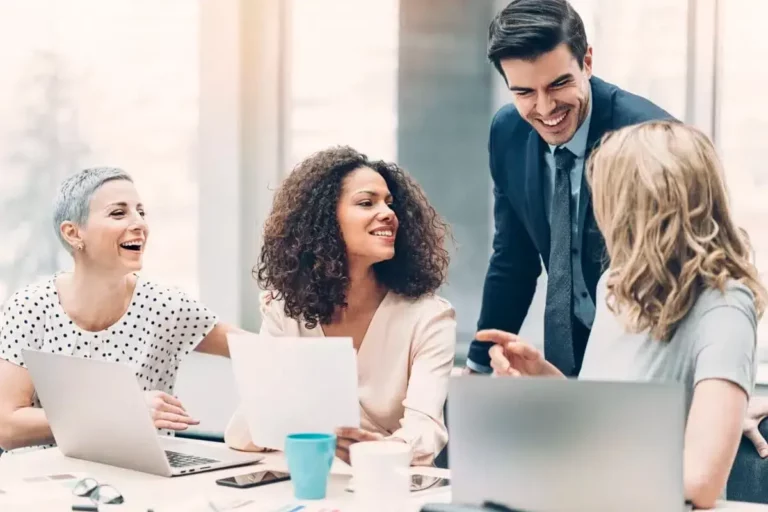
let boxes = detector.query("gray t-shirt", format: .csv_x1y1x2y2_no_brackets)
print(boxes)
580,274,758,414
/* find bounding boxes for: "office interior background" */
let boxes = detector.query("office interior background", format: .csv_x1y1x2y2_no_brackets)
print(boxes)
0,0,764,434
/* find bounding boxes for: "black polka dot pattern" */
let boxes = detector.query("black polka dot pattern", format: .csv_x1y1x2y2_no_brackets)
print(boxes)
0,274,218,452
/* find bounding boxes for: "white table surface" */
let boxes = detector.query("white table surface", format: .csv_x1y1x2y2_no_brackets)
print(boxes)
0,440,450,512
2,440,767,511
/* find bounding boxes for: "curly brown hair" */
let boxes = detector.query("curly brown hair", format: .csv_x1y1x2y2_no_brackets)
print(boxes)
256,146,451,329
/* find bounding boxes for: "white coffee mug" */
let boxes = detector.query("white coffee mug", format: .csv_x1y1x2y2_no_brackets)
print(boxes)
350,441,412,512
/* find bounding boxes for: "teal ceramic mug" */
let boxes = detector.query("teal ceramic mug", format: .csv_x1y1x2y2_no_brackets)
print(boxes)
284,433,337,500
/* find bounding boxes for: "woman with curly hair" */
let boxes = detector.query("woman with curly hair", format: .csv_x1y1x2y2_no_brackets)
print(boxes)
482,120,766,508
225,146,456,466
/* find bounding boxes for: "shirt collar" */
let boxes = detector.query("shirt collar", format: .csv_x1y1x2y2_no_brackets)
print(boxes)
547,85,593,158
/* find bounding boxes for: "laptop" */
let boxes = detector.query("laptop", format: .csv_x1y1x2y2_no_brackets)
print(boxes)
448,377,690,512
22,349,263,477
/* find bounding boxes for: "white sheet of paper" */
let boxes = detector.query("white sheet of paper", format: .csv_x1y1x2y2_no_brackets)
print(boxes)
228,333,361,450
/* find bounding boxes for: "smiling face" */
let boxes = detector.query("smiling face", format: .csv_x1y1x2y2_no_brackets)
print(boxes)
500,43,593,146
62,179,149,273
336,166,399,268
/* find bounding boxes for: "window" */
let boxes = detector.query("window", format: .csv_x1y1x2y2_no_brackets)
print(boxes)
0,0,200,302
570,0,689,119
287,0,399,166
716,0,768,351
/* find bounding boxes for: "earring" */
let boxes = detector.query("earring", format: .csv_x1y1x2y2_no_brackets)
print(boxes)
76,243,84,251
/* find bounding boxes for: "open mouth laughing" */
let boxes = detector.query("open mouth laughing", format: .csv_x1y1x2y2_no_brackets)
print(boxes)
119,239,144,252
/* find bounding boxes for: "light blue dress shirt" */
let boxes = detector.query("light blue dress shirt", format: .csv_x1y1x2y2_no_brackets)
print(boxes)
542,95,595,329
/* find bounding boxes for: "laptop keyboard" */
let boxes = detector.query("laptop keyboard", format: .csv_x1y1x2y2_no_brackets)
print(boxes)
165,450,219,468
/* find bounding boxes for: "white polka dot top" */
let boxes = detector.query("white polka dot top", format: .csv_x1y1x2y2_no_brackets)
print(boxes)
0,273,218,451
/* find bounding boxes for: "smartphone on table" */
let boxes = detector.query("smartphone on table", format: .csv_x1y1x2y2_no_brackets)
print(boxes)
216,470,291,489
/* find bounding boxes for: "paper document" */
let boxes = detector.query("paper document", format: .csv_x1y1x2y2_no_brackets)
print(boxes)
228,334,360,450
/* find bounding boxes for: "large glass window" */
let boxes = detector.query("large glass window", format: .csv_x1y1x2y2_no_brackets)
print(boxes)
717,0,768,350
570,0,689,119
0,0,200,302
287,0,399,166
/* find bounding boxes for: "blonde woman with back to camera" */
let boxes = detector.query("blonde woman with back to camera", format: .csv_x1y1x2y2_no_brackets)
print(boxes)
482,120,766,508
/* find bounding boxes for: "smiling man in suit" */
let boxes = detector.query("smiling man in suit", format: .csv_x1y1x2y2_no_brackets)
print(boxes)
465,0,768,463
465,0,671,376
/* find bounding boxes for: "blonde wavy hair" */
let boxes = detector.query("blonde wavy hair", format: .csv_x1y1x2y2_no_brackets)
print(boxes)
587,120,766,341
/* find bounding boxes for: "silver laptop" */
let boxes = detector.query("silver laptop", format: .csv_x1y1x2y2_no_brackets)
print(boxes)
449,377,689,512
22,349,263,477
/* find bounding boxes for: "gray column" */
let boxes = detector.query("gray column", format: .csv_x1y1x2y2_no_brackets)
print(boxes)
397,0,496,356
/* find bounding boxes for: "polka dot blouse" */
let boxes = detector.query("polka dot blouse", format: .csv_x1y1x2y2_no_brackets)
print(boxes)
0,273,218,451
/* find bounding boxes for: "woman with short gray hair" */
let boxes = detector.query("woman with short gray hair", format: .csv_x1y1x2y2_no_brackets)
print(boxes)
0,168,240,452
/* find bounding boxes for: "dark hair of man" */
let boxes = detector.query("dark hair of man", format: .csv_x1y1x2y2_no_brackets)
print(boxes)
487,0,588,78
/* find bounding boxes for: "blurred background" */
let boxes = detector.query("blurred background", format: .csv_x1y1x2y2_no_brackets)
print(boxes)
0,0,765,435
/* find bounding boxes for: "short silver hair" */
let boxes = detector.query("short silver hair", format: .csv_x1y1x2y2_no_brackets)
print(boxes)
53,167,134,252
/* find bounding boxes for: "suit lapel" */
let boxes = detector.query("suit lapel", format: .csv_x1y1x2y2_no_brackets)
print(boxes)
524,130,551,262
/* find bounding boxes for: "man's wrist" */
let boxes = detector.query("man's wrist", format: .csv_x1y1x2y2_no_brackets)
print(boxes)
465,359,493,375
